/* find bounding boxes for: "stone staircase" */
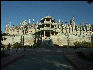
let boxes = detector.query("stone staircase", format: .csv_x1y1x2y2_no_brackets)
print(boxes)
41,37,53,48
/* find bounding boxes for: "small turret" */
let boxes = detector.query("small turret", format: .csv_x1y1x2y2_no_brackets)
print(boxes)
29,19,31,24
70,16,75,26
58,19,60,24
50,19,51,22
6,24,7,27
9,21,11,26
62,21,63,25
6,21,8,27
32,19,34,24
36,20,38,25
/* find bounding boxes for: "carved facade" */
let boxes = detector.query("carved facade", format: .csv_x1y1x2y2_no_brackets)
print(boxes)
2,16,93,46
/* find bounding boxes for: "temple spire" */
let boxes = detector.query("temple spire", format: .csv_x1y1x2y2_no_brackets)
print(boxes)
29,19,31,24
58,19,60,24
36,20,38,25
62,21,63,25
32,19,34,24
9,21,11,26
6,21,7,27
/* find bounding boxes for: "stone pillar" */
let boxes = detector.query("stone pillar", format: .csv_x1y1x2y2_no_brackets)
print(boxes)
54,32,55,35
72,25,73,34
62,26,63,33
50,24,51,28
54,25,55,28
86,24,88,32
66,27,67,33
44,31,45,37
84,26,85,34
69,26,70,33
50,19,51,22
45,19,46,21
80,26,81,35
40,32,41,37
82,26,84,35
23,36,24,46
70,25,72,34
50,31,52,37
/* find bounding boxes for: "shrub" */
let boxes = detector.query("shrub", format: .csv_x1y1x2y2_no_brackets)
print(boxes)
23,45,33,48
13,42,21,48
74,41,81,48
81,41,90,47
74,41,91,48
2,33,8,36
88,45,93,47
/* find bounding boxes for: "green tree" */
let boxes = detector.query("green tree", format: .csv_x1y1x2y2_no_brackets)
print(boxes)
13,42,21,48
91,34,93,44
74,41,81,48
81,41,90,47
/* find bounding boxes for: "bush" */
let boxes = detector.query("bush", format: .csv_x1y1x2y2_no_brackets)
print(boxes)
74,41,81,48
1,44,4,48
23,45,33,48
1,50,9,58
81,41,90,47
74,41,91,48
88,45,93,47
13,42,21,48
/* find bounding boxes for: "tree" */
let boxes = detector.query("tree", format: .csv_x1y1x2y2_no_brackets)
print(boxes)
13,42,21,48
2,33,8,36
87,1,93,4
74,41,81,48
91,34,93,44
74,41,90,48
1,31,4,48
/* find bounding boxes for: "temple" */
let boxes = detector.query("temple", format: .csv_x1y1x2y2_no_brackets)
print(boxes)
2,16,93,47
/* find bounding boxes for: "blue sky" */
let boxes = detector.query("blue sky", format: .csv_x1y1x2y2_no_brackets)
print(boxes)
1,1,93,33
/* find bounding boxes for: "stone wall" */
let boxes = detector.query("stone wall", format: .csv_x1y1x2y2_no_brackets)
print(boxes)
1,34,92,47
51,34,91,46
2,36,21,45
24,35,35,46
1,35,35,46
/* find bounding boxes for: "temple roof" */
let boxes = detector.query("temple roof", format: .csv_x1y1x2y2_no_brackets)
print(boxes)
40,16,56,23
44,16,52,18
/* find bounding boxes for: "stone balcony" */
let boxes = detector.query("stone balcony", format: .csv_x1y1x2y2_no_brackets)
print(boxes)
40,28,55,31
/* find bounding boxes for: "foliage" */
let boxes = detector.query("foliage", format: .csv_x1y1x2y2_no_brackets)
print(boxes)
81,41,90,47
34,39,42,48
74,41,91,48
2,33,8,36
1,50,9,58
23,45,33,48
91,34,93,44
1,31,3,41
13,42,21,48
88,45,93,47
74,41,81,47
1,44,4,48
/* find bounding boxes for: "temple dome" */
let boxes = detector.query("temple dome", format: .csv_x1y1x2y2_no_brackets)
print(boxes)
40,16,56,23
